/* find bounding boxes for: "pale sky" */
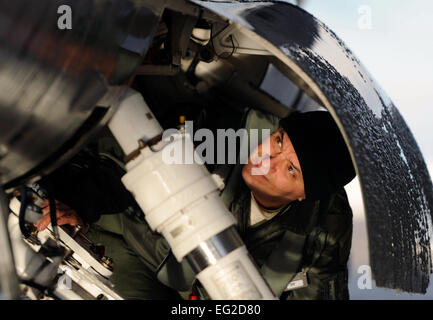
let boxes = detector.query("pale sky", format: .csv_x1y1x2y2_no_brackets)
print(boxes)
303,0,433,165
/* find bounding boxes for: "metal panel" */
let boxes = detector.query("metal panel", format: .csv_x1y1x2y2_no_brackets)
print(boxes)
0,0,165,187
191,0,433,293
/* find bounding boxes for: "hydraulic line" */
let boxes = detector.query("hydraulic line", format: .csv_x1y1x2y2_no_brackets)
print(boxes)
108,89,275,300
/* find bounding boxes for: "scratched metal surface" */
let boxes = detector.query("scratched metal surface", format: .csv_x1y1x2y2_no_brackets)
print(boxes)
191,0,433,293
0,0,164,187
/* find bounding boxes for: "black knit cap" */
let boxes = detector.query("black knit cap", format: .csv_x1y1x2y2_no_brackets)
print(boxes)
279,111,356,200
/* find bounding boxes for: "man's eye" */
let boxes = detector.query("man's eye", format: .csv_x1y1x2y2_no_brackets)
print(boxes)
288,166,295,176
277,137,282,148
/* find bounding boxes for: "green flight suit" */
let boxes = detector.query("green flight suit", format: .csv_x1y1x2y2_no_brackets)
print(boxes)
48,109,353,300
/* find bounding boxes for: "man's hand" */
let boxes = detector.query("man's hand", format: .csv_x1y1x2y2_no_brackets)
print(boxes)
34,199,85,232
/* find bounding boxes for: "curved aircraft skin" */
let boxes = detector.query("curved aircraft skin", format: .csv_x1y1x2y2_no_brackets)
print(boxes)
192,1,433,293
0,0,432,296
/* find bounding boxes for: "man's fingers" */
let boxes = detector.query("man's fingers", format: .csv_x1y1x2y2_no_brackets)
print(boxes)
57,216,72,226
41,199,49,209
35,209,73,231
57,215,81,227
34,213,51,231
42,206,49,215
35,198,82,231
35,209,83,231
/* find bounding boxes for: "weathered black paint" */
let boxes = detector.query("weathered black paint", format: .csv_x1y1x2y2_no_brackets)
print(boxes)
192,1,433,292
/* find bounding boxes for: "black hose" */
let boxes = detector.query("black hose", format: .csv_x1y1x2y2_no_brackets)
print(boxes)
18,185,30,238
48,194,59,241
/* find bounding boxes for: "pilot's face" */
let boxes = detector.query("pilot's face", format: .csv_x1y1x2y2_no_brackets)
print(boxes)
242,128,306,208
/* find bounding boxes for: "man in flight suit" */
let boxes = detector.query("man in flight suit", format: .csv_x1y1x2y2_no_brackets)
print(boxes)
36,107,355,300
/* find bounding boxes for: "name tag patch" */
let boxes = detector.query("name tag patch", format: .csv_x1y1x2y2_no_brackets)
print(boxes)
285,272,309,291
